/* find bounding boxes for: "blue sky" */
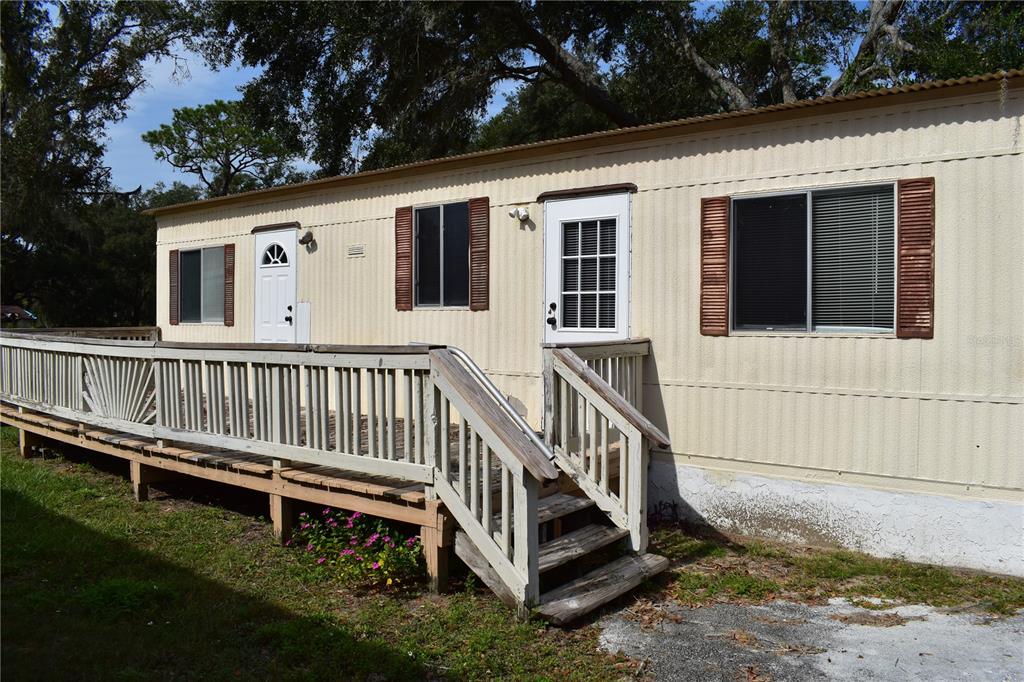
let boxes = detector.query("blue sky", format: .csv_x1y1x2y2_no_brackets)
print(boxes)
104,50,520,192
104,52,259,191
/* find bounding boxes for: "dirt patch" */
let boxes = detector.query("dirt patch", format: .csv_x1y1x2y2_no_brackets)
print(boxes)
828,611,923,627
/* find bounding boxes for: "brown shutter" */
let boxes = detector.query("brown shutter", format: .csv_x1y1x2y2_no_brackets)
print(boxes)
395,206,413,310
468,196,490,311
168,249,180,326
896,178,935,339
223,243,235,327
700,196,730,336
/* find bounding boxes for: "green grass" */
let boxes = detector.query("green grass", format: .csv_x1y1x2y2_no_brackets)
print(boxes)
0,427,625,680
675,570,781,606
651,525,1024,614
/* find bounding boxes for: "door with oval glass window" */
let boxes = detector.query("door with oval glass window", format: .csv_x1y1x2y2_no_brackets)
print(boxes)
543,193,631,344
254,229,297,343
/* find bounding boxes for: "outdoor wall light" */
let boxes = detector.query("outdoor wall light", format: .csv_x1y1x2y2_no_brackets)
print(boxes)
298,230,315,245
508,206,530,222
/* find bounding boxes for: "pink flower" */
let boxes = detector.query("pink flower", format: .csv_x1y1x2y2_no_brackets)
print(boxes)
284,539,293,547
322,508,332,515
351,512,362,519
306,543,314,552
405,537,418,548
355,556,362,561
349,537,358,545
371,562,380,570
345,519,354,528
316,557,326,565
382,536,391,543
340,548,354,556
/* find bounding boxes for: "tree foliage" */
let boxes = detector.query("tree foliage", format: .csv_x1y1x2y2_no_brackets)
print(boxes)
196,0,1023,175
1,0,190,324
142,99,304,197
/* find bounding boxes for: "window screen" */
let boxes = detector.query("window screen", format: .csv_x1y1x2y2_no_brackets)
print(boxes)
415,206,441,306
442,202,469,307
561,218,617,330
201,247,225,323
179,250,202,323
178,246,224,323
414,202,469,307
733,194,807,329
812,186,894,330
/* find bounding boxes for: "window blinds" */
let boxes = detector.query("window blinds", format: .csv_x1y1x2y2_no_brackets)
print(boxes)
812,186,895,330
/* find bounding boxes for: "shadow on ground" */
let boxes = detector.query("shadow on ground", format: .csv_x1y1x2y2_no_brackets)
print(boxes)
1,489,425,681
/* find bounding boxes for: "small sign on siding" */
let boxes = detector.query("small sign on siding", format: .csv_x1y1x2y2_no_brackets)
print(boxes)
347,244,366,258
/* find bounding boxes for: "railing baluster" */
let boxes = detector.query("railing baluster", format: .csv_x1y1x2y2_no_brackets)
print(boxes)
367,368,377,458
440,396,450,480
470,433,479,519
352,368,362,456
403,370,413,462
387,369,396,460
458,418,467,501
481,443,492,536
500,465,511,558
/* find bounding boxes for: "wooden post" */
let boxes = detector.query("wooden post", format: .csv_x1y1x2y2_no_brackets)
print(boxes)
626,429,648,553
18,428,45,458
269,492,294,544
541,347,555,447
421,500,451,593
513,474,540,618
129,460,181,502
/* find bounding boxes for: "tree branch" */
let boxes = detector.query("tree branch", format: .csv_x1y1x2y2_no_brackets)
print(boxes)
768,0,798,104
825,0,910,97
661,9,752,111
503,6,640,127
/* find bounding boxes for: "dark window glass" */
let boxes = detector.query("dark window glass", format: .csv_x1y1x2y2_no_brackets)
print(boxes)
415,206,441,306
733,194,807,329
442,202,469,307
179,250,202,322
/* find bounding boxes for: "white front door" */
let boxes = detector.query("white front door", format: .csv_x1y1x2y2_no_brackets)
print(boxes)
254,229,297,343
543,193,631,344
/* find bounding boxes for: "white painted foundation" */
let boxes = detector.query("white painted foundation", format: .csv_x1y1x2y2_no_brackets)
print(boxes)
648,459,1024,577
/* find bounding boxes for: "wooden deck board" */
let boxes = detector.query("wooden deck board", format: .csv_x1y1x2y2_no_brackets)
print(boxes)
0,404,426,504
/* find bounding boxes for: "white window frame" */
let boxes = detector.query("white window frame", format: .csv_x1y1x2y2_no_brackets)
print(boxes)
178,245,225,325
413,200,470,310
728,181,897,335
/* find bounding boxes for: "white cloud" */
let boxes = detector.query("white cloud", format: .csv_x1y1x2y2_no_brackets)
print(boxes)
103,49,262,190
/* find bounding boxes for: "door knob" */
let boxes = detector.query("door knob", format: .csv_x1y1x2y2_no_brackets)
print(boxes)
546,302,557,328
284,315,293,324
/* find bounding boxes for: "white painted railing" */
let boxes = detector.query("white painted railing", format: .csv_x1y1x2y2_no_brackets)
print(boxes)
543,344,668,553
0,331,558,609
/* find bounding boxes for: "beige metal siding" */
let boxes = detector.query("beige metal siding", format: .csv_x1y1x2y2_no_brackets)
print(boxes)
157,89,1024,499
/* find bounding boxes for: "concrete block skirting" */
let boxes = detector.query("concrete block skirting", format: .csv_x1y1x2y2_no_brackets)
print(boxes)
648,459,1024,577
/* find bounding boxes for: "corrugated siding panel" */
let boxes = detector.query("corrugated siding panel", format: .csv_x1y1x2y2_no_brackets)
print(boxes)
155,91,1024,495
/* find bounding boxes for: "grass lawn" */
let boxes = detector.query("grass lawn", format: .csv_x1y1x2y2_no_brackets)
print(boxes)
0,427,627,681
4,425,1022,680
649,523,1024,615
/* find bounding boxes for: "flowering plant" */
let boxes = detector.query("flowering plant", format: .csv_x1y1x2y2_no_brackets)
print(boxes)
289,508,423,588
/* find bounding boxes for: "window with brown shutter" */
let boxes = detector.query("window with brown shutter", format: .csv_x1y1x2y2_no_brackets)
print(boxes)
896,177,935,339
169,249,180,325
395,206,414,310
700,196,730,336
224,243,235,327
400,198,488,310
468,196,489,311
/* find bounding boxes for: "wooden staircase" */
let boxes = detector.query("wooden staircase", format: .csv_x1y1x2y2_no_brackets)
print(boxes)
455,482,669,624
449,341,671,625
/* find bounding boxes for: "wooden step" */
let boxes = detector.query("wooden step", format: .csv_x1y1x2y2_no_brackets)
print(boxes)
538,524,628,573
537,492,595,524
536,553,669,625
488,493,596,538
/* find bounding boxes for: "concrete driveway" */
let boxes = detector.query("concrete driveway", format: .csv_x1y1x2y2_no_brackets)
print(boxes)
599,598,1024,681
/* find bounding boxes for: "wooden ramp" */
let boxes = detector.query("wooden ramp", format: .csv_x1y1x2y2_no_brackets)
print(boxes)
1,405,454,590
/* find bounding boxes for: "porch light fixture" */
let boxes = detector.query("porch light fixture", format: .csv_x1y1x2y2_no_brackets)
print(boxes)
508,206,530,222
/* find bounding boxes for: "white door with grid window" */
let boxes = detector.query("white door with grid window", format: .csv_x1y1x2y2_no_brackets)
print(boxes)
254,229,297,343
543,193,631,344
